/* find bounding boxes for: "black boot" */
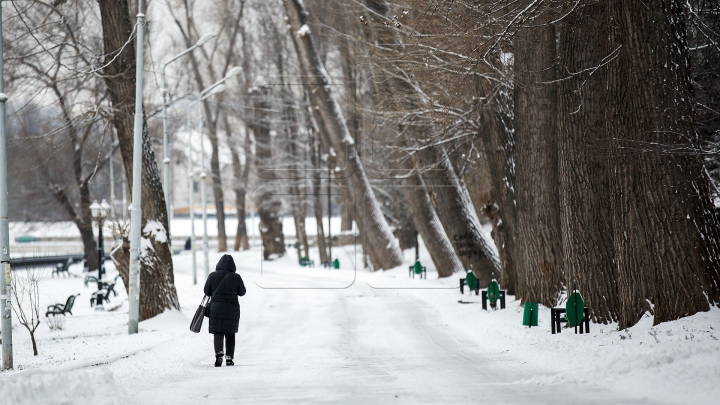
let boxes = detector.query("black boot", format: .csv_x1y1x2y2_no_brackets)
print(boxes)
215,353,224,367
226,356,234,366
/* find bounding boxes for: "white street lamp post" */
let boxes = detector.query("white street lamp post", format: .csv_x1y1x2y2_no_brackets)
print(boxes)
161,33,216,238
128,0,146,335
186,83,227,284
0,0,13,370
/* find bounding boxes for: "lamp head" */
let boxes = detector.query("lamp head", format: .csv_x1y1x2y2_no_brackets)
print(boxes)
90,200,101,219
100,199,111,219
225,66,243,79
195,32,218,47
209,84,227,96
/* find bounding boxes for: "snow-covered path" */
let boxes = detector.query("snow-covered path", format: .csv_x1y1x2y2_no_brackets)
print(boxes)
109,253,643,405
3,247,718,404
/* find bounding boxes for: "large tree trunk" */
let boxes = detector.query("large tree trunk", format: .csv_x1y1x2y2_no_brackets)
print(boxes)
420,146,500,284
403,172,464,277
512,23,564,307
227,117,251,251
311,133,329,264
98,0,179,320
477,69,518,295
251,87,285,259
284,0,403,270
557,2,619,324
606,0,720,328
209,133,228,252
285,104,310,261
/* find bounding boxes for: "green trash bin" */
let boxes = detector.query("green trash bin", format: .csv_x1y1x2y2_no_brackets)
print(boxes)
333,258,339,269
523,302,539,327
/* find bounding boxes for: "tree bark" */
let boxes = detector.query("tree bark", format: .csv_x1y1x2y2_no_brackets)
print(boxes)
420,146,500,284
284,0,403,270
557,2,619,324
311,132,329,264
251,87,286,259
209,133,228,252
225,116,251,251
606,0,720,327
403,172,464,277
512,23,565,307
98,0,179,320
477,69,518,295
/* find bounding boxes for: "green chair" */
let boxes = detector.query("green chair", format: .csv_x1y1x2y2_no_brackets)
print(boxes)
408,260,426,279
46,294,79,317
482,279,506,309
460,271,479,294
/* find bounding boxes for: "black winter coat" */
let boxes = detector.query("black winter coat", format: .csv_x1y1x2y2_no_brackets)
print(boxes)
203,255,246,334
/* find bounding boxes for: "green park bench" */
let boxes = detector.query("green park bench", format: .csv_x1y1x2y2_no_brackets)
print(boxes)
52,258,73,277
459,270,479,294
408,260,426,279
89,275,120,307
45,294,79,317
300,257,315,267
551,290,590,334
481,279,506,310
323,259,340,269
14,235,35,243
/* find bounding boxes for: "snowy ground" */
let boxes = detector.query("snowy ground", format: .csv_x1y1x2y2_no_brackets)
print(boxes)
1,244,718,404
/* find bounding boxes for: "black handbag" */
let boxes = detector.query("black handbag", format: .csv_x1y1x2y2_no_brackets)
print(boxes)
189,273,231,333
189,296,207,333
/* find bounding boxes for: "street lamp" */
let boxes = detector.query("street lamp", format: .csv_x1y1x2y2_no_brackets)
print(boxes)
0,0,13,370
186,66,242,283
90,199,110,307
186,84,227,285
162,32,218,238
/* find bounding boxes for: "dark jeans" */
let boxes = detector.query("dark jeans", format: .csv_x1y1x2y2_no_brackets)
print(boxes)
214,333,235,358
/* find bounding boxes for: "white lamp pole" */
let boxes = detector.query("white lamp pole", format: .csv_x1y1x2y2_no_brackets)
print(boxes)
186,84,227,283
161,33,216,238
188,66,242,280
0,0,13,370
128,0,146,335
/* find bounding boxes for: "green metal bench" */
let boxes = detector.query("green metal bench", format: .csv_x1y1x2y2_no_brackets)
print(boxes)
459,271,479,294
46,294,79,317
408,261,426,279
300,257,315,267
551,290,590,334
52,258,73,277
481,279,506,310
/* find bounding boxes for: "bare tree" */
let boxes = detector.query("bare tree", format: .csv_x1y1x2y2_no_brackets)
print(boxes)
11,266,45,356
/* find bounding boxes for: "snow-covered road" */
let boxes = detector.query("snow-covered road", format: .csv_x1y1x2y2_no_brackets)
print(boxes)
3,247,718,404
110,253,646,404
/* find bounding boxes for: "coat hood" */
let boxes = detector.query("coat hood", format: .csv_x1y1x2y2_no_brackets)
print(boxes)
215,254,237,273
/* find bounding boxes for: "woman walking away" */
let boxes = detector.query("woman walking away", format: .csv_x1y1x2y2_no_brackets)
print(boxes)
204,254,246,367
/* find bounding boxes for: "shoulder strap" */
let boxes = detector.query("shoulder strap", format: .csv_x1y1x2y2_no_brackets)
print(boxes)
208,273,231,302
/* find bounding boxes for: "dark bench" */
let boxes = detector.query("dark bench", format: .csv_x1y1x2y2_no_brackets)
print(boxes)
408,262,426,279
482,290,506,310
52,258,73,277
551,307,590,334
459,279,480,295
46,294,79,317
323,261,332,268
300,257,315,267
